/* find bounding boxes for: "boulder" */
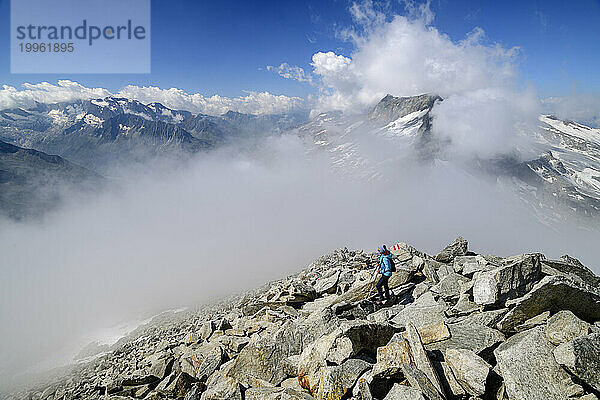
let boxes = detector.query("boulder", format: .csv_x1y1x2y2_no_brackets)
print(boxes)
417,322,451,345
426,321,504,357
545,310,590,345
448,294,479,317
497,275,600,333
245,387,314,400
461,308,508,328
389,242,422,262
472,254,541,306
199,321,214,341
312,358,371,400
422,260,441,284
314,270,340,295
352,370,374,400
494,326,583,400
404,323,445,396
180,343,223,381
228,308,339,386
553,333,600,391
165,372,198,399
444,348,490,396
298,320,396,381
436,236,468,263
430,273,471,300
400,364,445,400
412,282,431,299
541,258,600,287
384,384,427,400
200,370,242,400
434,361,466,398
453,255,490,276
391,292,448,329
514,310,550,332
372,340,413,377
147,353,174,380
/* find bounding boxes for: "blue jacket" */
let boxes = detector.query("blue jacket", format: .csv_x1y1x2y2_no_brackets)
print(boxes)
379,253,393,277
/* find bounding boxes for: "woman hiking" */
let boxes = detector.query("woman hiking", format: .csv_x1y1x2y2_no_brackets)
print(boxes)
376,245,393,303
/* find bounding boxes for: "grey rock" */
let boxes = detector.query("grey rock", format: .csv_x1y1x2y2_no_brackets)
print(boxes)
181,343,223,381
553,333,600,391
314,270,340,295
473,254,541,306
436,236,468,263
149,354,174,380
453,255,489,276
245,387,314,400
541,258,600,287
199,321,214,341
422,260,441,284
228,307,338,386
372,340,413,377
412,282,431,299
494,326,582,400
391,292,448,329
165,372,198,399
369,94,441,124
281,355,300,377
312,358,371,400
430,273,470,300
445,348,490,396
461,308,508,328
400,364,445,400
514,310,550,332
434,361,466,398
497,275,600,333
404,323,445,397
384,384,427,400
201,370,242,400
545,310,590,345
298,320,395,381
426,321,504,357
352,370,374,400
183,383,203,400
448,294,479,317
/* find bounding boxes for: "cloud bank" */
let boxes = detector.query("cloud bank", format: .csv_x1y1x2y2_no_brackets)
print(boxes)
0,81,304,116
542,94,600,127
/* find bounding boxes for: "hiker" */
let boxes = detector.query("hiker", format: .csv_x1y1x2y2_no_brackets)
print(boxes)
376,244,392,302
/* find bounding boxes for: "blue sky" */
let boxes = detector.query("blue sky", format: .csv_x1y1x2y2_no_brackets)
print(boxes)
0,0,599,99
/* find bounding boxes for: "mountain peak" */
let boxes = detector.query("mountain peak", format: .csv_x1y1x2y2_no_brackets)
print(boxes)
369,93,442,122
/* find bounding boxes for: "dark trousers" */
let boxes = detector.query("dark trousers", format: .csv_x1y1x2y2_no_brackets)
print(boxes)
376,275,390,300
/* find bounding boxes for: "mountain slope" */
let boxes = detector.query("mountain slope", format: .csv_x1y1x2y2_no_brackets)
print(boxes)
0,98,309,172
0,140,102,219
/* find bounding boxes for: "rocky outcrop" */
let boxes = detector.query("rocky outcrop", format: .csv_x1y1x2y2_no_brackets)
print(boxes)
6,240,600,400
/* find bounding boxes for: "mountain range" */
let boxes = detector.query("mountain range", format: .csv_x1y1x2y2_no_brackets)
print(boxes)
0,94,599,224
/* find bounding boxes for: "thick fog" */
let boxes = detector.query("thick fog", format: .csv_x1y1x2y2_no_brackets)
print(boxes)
1,130,599,387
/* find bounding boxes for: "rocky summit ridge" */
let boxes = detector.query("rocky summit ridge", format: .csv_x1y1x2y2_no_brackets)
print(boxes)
6,237,600,400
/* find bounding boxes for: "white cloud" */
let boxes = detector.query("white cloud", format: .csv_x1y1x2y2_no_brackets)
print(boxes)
542,94,600,127
118,86,304,116
0,81,111,110
306,0,540,157
266,63,313,83
0,81,304,116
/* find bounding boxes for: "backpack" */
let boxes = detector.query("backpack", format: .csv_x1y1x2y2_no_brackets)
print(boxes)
389,256,396,272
